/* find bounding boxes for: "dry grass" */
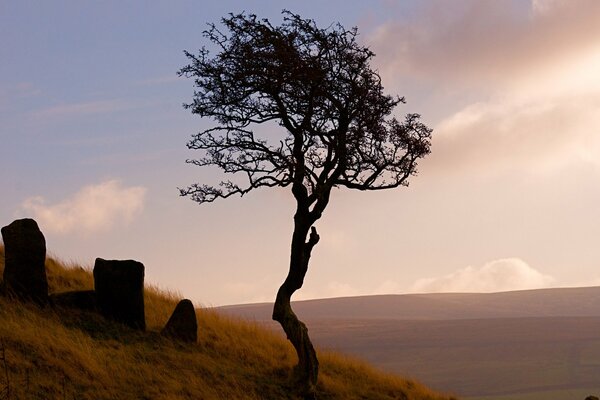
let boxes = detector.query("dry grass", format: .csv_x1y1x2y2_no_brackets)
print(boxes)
0,245,457,399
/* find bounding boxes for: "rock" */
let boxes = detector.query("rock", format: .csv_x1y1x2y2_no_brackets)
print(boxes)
161,299,198,343
93,258,145,330
1,218,48,303
49,290,97,311
585,396,599,400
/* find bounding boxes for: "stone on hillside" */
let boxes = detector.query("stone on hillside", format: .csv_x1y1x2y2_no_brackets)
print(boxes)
161,299,198,343
93,258,145,330
49,290,97,311
1,218,48,303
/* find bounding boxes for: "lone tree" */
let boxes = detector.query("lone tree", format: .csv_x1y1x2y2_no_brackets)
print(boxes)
179,11,431,399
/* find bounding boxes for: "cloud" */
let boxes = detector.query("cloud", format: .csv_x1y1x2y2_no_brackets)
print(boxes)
365,0,600,176
410,258,555,293
368,0,600,92
20,180,146,234
427,92,600,174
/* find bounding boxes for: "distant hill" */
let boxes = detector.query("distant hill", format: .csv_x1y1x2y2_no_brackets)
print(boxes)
221,288,600,399
221,287,600,321
0,245,454,400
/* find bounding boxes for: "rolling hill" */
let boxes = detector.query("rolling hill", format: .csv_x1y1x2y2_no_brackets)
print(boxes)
221,288,600,399
221,287,600,320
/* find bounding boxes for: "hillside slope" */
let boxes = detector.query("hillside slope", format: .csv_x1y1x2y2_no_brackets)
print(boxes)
0,245,456,400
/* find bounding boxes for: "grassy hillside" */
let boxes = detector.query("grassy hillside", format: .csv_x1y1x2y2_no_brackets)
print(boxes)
0,245,456,400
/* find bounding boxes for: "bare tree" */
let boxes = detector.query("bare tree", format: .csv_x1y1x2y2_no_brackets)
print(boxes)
179,11,432,399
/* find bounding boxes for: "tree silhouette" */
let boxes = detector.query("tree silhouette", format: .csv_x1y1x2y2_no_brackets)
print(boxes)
179,11,431,399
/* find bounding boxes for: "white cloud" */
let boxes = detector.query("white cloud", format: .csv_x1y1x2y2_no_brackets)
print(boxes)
428,92,600,174
368,0,600,92
20,180,146,234
410,258,555,293
366,0,600,176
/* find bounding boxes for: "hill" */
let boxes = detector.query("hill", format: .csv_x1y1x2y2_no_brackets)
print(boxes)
0,244,455,400
220,287,600,321
222,290,600,399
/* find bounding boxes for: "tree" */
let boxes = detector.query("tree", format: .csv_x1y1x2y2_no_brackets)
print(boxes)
179,11,432,399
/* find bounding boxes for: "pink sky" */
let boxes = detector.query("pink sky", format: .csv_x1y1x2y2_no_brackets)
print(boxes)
2,0,600,305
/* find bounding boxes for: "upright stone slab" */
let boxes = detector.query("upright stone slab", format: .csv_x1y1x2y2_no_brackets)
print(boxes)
93,258,145,330
161,299,198,343
1,218,48,303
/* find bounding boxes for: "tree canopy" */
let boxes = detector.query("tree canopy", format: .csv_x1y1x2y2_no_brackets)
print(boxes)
179,11,431,212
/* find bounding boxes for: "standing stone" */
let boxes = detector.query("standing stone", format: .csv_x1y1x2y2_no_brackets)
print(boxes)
1,218,48,303
93,258,145,330
161,299,198,343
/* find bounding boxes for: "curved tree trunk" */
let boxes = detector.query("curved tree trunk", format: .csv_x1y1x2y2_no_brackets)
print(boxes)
273,223,320,399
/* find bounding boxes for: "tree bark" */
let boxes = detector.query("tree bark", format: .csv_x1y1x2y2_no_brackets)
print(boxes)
273,222,320,399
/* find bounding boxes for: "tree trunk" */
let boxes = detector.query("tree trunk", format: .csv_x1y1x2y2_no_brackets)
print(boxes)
273,223,320,399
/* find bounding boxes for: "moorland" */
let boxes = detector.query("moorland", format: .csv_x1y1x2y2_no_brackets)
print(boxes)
223,288,600,399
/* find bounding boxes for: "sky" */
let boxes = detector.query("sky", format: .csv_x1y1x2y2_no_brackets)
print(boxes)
2,0,600,306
